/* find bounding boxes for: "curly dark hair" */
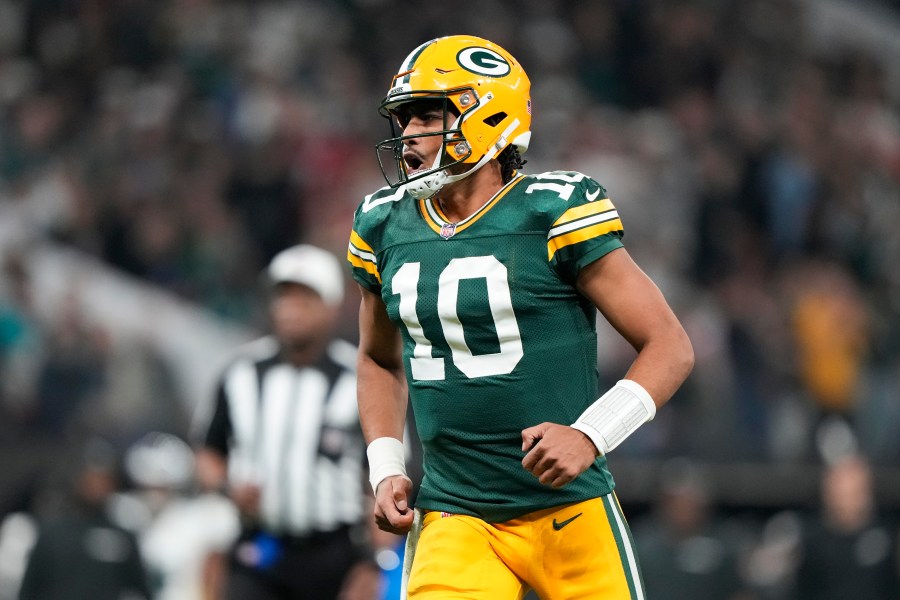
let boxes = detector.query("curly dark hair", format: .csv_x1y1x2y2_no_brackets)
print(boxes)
498,145,526,183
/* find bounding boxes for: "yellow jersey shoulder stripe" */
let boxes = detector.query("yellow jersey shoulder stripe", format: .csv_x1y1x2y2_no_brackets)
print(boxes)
547,215,623,261
350,230,374,253
552,198,615,227
548,208,621,240
347,230,381,283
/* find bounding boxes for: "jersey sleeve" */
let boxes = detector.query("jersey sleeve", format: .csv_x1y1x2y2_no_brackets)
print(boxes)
545,175,624,283
347,204,383,294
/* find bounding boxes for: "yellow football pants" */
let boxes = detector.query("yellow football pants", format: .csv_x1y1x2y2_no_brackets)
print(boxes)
406,494,646,599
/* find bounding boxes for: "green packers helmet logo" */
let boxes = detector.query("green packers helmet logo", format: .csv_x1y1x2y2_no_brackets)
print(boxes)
456,47,511,77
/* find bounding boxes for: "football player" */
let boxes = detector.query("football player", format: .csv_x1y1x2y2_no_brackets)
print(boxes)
348,35,694,599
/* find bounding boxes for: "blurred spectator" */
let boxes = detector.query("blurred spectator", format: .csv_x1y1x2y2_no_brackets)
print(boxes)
742,511,803,600
18,437,151,600
633,458,754,600
32,296,108,436
0,253,43,441
793,454,900,600
115,431,240,600
789,261,870,426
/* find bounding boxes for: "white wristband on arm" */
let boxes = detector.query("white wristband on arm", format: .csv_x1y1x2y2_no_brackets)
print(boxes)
366,437,408,494
571,379,657,456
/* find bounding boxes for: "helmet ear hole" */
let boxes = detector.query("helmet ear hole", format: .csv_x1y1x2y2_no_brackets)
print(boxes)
483,112,507,127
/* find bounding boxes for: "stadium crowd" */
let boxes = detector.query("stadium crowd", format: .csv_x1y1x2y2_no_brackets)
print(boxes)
0,0,898,599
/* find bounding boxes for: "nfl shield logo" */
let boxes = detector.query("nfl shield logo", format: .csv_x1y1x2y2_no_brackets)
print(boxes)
440,222,457,239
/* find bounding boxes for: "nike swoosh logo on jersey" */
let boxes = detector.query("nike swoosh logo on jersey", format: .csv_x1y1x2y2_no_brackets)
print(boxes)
585,188,600,201
552,512,583,531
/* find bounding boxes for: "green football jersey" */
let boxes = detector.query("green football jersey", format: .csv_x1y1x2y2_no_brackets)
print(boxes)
348,170,625,522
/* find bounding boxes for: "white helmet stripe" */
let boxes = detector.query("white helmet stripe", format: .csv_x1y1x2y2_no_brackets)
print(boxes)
398,39,436,83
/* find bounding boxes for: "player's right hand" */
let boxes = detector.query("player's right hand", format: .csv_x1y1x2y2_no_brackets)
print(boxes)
373,475,414,534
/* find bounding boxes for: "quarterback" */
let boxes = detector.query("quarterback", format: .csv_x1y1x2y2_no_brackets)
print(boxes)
348,35,694,599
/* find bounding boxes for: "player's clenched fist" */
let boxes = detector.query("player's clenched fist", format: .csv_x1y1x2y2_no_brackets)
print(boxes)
374,475,415,534
521,423,599,488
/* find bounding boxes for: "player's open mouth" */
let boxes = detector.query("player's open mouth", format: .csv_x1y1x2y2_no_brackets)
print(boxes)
403,152,426,175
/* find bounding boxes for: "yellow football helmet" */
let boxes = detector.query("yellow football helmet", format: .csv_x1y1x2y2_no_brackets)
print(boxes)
376,35,532,199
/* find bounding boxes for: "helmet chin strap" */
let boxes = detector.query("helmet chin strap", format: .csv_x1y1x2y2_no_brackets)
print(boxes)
404,158,487,200
404,169,450,200
405,117,521,201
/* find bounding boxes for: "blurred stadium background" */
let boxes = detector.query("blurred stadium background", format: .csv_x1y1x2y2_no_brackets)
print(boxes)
0,0,898,598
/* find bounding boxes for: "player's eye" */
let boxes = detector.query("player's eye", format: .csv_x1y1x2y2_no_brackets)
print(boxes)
393,111,410,129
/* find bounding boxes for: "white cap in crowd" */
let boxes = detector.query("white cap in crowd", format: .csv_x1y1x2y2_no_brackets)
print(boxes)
125,431,195,490
267,244,345,307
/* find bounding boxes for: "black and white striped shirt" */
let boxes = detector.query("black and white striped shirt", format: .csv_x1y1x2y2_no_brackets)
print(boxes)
203,336,364,537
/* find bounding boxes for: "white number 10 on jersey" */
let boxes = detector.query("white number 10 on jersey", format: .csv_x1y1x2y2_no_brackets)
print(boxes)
392,255,524,380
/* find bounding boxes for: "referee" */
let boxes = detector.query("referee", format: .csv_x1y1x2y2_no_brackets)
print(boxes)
195,244,380,600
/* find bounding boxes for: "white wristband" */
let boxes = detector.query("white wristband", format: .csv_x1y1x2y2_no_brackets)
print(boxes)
571,379,657,456
366,437,408,494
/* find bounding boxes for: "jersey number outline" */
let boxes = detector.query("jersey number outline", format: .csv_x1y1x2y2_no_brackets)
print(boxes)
524,170,587,202
392,256,523,381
